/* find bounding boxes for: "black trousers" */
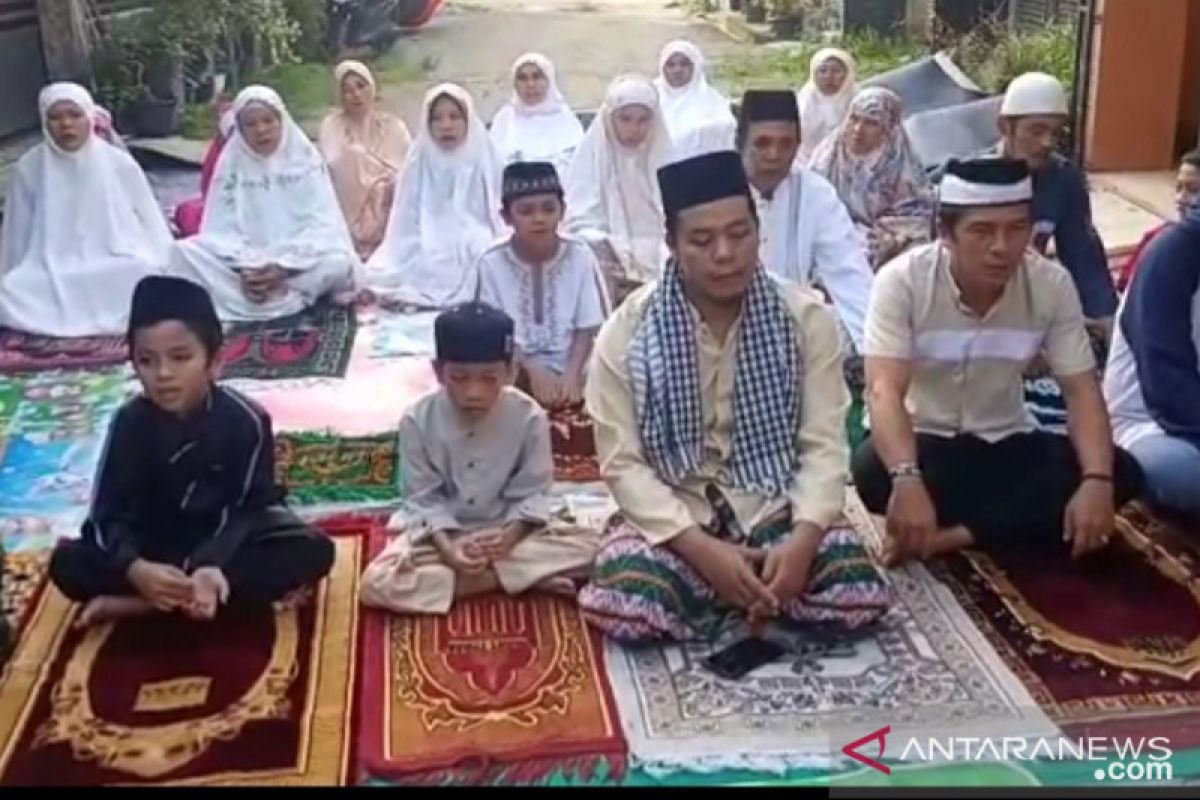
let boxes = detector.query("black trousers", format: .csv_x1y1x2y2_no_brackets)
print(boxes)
49,508,335,607
851,431,1144,552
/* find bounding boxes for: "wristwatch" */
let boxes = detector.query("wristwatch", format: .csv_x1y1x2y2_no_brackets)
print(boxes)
888,461,923,481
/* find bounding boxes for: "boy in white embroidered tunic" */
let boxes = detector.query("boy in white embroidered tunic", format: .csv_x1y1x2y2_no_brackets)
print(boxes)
360,302,600,614
476,161,609,409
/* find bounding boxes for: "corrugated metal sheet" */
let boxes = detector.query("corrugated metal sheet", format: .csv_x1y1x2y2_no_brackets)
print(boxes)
1012,0,1081,29
936,0,1009,32
844,0,907,34
0,0,42,136
0,0,38,32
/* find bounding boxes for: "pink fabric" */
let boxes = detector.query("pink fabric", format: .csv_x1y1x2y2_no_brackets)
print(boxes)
173,135,228,237
233,314,440,436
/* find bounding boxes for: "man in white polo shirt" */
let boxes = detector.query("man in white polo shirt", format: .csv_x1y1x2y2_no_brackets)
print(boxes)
852,158,1142,565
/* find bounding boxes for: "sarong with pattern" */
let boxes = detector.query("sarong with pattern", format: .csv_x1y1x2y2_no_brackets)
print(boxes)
578,502,891,643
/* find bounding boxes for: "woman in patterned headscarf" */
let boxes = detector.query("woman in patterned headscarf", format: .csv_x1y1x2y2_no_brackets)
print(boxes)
810,87,932,269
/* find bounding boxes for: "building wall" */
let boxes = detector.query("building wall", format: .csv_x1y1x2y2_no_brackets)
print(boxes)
1086,0,1189,170
1177,0,1200,153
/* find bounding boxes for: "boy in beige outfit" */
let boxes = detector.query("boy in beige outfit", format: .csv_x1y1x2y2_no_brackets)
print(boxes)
360,301,599,614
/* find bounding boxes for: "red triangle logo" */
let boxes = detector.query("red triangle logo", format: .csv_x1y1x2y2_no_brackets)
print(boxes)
842,725,892,775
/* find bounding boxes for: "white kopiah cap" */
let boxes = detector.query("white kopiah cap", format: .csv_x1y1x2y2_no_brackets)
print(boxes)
1000,72,1069,118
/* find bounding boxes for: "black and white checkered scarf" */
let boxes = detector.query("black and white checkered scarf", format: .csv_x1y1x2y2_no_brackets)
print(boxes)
626,261,801,496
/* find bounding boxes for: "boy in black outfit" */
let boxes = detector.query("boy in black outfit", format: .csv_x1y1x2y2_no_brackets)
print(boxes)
49,275,334,627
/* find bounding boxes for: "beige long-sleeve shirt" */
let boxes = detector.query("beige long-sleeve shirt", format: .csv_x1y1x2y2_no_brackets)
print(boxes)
586,278,850,546
390,387,555,542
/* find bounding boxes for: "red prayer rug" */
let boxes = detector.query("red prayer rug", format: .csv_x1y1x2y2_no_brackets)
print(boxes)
932,502,1200,746
358,530,625,783
0,523,367,786
221,304,357,381
0,330,126,374
549,403,601,484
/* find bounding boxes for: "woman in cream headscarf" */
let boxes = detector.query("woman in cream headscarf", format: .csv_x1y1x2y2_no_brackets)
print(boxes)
367,83,504,309
320,61,412,261
810,87,932,268
564,74,672,305
489,52,584,178
796,47,857,164
0,82,171,337
654,39,736,159
169,86,359,322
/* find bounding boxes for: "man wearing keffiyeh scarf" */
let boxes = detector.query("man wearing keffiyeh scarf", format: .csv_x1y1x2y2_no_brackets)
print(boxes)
577,150,890,644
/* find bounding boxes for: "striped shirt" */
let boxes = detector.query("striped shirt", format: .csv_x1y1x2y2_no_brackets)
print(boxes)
865,242,1095,441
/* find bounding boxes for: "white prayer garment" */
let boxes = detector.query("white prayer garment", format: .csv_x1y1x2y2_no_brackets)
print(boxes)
654,40,737,160
475,233,609,374
754,166,873,350
564,74,672,285
0,83,171,336
489,53,585,179
367,83,505,309
796,48,857,166
168,86,359,322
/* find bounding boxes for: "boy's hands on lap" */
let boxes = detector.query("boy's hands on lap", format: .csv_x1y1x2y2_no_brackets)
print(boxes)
126,559,194,612
188,567,231,621
525,364,564,408
434,533,490,575
560,371,584,406
470,524,525,562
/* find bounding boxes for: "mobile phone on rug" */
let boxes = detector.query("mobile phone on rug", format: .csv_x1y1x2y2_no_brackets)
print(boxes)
702,637,787,681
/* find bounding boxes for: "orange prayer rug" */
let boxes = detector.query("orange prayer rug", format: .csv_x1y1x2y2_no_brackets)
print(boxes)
0,525,366,786
932,501,1200,746
2,550,50,645
358,549,626,782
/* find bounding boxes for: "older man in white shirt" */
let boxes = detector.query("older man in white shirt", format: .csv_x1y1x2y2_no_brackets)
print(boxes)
736,89,874,350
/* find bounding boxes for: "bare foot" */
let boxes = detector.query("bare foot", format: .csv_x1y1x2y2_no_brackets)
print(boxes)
926,526,974,558
75,596,154,629
532,576,578,598
878,527,974,567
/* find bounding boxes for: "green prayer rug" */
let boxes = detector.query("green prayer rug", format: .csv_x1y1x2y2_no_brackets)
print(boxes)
274,430,400,506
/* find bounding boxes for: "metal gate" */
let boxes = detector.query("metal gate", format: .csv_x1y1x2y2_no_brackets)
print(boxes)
0,0,47,137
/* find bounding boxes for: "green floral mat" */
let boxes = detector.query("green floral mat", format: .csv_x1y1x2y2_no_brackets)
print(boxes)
274,430,400,506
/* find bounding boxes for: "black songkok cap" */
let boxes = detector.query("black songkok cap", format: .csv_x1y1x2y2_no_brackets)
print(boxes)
127,275,222,349
739,89,800,125
435,301,515,363
657,150,751,219
502,161,563,203
939,157,1033,207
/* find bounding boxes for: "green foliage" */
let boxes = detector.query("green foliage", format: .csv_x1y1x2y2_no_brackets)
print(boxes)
88,0,300,116
281,0,330,62
953,22,1077,95
713,20,1077,100
179,102,220,141
714,31,927,96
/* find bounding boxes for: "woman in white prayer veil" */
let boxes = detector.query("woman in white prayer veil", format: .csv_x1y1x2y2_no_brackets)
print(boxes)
564,74,672,305
654,40,736,159
796,47,857,165
489,53,584,178
169,86,359,322
368,83,504,309
0,82,171,337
